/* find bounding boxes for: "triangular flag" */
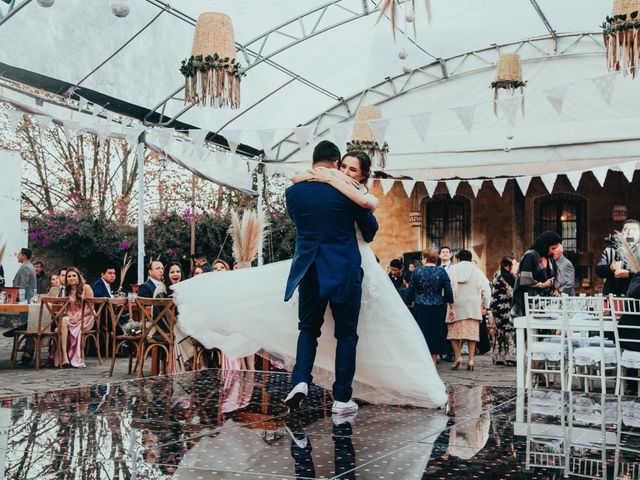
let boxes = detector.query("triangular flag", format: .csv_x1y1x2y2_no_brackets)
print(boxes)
105,110,113,123
223,130,242,154
444,179,460,197
492,178,508,196
544,85,568,115
257,129,277,157
368,119,389,147
401,180,416,197
62,120,78,142
467,179,484,197
425,181,437,198
515,176,531,195
154,128,173,151
78,97,88,112
565,171,583,191
92,106,102,118
591,166,609,187
188,129,208,145
472,243,485,260
540,173,557,194
33,114,53,131
7,110,23,130
592,74,616,104
381,179,395,195
619,161,637,182
329,122,353,148
454,105,476,133
498,95,521,126
294,126,314,151
409,113,431,142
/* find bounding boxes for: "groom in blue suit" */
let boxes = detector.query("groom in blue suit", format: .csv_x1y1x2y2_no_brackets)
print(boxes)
284,141,378,415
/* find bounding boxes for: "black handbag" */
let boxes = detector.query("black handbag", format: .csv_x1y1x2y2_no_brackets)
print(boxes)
477,315,491,355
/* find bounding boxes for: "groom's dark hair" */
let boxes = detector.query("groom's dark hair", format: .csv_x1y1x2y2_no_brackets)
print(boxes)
312,140,341,166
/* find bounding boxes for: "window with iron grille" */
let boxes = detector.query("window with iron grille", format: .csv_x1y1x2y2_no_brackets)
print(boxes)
534,193,587,254
424,195,470,254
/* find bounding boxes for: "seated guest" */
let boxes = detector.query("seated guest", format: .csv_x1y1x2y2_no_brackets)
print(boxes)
166,262,193,372
55,267,94,368
50,274,60,290
166,262,184,287
407,248,455,366
192,266,204,277
193,254,212,273
92,265,116,298
138,261,166,298
212,259,231,272
33,260,49,295
48,268,67,297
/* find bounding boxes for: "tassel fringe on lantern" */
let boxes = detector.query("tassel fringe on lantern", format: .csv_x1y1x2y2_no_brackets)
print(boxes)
181,55,242,108
602,1,640,78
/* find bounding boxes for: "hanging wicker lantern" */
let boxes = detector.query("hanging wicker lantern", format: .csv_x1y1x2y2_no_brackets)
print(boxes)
603,0,640,78
347,106,389,169
491,53,526,115
180,13,241,108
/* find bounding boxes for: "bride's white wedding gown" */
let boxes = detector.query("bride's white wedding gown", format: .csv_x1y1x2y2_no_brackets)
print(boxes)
172,230,448,408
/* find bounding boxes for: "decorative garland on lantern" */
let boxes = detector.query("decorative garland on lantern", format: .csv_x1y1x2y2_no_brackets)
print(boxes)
180,54,243,108
347,140,390,169
602,9,640,77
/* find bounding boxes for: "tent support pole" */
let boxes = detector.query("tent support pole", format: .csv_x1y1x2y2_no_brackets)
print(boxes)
137,134,146,285
257,164,264,266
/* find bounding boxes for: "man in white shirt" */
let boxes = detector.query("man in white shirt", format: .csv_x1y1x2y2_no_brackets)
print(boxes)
137,261,166,298
438,246,453,272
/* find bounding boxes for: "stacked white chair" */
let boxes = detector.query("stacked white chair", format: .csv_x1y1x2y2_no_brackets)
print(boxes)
524,293,567,390
609,295,640,396
565,296,618,394
614,397,640,480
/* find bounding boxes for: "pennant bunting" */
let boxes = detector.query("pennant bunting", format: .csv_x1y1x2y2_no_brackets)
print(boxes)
565,171,582,191
499,95,521,126
444,179,460,197
544,85,568,115
591,166,609,187
492,178,508,196
223,130,242,154
425,181,438,198
294,126,314,151
329,122,353,148
257,129,277,157
540,173,557,193
78,97,88,112
7,110,24,130
592,74,616,104
188,129,208,146
368,119,390,147
454,105,476,133
380,179,395,195
33,114,53,131
401,180,416,197
619,161,637,182
409,113,431,142
467,179,484,197
62,120,78,142
515,176,531,195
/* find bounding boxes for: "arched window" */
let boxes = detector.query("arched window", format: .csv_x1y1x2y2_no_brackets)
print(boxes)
423,195,470,253
534,193,587,254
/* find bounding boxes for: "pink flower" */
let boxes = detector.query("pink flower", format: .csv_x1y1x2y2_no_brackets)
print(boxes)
120,240,130,250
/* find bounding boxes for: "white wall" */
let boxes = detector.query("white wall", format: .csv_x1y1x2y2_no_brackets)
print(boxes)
0,149,26,285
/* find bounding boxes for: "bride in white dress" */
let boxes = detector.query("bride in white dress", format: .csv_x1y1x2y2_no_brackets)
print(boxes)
172,151,448,408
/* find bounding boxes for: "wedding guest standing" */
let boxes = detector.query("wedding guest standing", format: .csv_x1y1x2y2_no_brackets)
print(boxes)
193,254,212,273
55,267,94,368
490,256,516,366
511,231,561,317
13,248,37,301
33,260,49,295
92,265,116,298
596,219,640,296
388,259,405,289
448,250,491,371
553,244,575,296
407,248,455,366
438,246,454,272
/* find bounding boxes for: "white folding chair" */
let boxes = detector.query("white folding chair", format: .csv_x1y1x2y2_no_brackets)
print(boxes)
610,295,640,396
614,397,640,480
524,294,567,390
565,296,619,394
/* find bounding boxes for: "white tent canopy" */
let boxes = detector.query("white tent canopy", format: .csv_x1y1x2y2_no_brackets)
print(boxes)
1,0,636,179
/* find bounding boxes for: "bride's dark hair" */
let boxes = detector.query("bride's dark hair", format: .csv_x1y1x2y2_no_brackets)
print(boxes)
339,151,372,185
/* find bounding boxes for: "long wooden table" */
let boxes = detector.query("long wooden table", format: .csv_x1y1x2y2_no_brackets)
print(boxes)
0,304,29,314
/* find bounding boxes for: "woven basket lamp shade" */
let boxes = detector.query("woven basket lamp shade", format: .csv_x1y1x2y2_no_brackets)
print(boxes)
347,106,389,169
603,0,640,78
491,53,526,115
180,13,241,108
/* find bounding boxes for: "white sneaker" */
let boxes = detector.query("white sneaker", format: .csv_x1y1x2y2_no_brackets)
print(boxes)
285,382,308,411
331,399,359,415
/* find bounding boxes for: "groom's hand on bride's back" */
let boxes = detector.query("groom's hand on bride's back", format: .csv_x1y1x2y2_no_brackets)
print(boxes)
353,205,378,243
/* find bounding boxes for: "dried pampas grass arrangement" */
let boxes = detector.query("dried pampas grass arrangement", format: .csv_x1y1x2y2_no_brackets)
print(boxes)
120,253,133,290
612,231,640,273
229,209,268,267
378,0,431,40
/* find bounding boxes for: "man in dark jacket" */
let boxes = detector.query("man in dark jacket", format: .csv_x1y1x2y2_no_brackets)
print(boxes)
596,219,640,296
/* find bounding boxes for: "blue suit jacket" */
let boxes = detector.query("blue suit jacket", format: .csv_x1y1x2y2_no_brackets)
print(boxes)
137,279,156,298
284,182,378,304
92,278,112,298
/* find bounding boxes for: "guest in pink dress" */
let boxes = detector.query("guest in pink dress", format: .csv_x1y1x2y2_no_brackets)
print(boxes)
55,267,94,368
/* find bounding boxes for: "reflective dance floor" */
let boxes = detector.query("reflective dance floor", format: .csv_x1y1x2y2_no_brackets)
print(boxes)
0,369,638,479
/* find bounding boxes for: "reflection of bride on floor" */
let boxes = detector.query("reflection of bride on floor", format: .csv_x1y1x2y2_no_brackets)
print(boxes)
172,151,447,408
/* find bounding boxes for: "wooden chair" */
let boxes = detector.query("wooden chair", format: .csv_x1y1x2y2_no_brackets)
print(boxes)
193,343,222,370
136,297,175,378
12,296,69,369
3,287,20,304
107,297,139,377
80,297,107,365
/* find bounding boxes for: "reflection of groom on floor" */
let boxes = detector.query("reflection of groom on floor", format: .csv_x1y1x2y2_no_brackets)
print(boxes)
283,140,378,416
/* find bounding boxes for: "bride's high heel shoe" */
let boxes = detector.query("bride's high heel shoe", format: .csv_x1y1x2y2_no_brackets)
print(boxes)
451,358,462,370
